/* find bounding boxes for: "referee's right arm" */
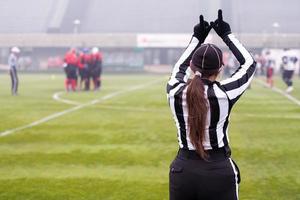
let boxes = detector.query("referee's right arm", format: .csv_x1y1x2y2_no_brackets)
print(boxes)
166,37,200,94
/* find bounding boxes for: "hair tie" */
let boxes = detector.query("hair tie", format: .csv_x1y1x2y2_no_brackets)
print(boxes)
195,71,202,77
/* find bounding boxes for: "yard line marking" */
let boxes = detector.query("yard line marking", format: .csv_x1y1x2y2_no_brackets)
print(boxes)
52,91,167,112
53,94,300,118
52,92,80,105
255,79,300,107
0,79,163,137
94,105,167,113
233,113,300,120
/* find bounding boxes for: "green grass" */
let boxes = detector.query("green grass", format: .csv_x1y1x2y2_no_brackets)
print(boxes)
0,73,299,200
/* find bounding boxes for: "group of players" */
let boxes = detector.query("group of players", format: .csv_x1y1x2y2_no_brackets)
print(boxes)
223,48,299,93
64,47,103,92
256,48,299,93
6,46,299,95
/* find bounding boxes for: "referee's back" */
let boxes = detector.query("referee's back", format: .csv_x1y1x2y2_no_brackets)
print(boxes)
167,34,256,200
167,10,256,200
167,34,256,151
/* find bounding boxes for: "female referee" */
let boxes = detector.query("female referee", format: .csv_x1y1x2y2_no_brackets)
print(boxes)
167,10,256,200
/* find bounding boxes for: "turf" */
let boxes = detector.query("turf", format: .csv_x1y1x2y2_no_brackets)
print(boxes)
0,73,299,200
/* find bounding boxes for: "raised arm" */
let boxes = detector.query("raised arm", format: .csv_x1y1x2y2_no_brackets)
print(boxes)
167,15,211,93
220,34,256,98
211,10,256,103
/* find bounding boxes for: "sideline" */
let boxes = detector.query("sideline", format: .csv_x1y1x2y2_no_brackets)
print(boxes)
255,79,300,107
0,79,163,137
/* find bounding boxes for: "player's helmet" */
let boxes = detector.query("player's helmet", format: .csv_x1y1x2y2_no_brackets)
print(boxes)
92,47,99,54
11,47,20,53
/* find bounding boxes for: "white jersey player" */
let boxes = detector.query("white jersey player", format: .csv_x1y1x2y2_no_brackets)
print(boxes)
281,49,298,93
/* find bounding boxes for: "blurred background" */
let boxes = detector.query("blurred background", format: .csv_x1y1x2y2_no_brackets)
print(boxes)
0,1,300,200
0,0,299,73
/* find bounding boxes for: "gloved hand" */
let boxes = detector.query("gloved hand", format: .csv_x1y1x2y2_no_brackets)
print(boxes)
210,9,231,39
193,15,211,43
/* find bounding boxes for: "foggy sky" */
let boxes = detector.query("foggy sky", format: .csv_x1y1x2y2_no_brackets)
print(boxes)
0,0,299,34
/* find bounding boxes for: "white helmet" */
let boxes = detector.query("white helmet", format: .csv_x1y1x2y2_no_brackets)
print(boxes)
11,47,20,53
92,47,99,54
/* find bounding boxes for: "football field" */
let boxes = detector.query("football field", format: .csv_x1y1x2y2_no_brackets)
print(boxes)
0,73,299,200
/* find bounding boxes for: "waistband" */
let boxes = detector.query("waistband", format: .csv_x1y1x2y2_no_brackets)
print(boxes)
177,146,231,161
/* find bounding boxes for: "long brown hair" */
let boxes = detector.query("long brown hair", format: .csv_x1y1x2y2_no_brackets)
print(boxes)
187,44,223,158
186,73,208,159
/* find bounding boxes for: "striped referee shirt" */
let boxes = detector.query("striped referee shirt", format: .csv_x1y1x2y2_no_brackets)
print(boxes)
167,33,256,150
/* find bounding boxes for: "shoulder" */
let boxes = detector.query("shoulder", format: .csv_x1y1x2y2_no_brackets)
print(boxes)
167,82,188,97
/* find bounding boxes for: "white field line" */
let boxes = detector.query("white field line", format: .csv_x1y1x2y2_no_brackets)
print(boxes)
0,79,163,137
54,99,300,119
52,92,80,105
234,113,300,120
53,79,300,119
93,105,166,113
53,93,166,112
255,79,300,107
53,95,300,120
54,92,300,119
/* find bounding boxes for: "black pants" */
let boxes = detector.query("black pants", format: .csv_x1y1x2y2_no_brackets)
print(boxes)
10,67,18,95
92,66,102,89
65,64,78,79
282,70,294,87
169,148,240,200
79,68,88,80
86,66,102,90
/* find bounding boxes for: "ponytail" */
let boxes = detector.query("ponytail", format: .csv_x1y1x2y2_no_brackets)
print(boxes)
186,74,208,159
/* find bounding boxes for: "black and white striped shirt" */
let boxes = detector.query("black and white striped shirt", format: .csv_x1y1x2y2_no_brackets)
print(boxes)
167,33,256,150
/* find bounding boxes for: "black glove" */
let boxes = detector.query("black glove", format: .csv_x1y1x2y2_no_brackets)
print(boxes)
193,15,211,43
210,9,231,39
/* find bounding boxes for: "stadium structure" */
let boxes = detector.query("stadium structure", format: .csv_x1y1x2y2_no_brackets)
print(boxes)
0,0,299,72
